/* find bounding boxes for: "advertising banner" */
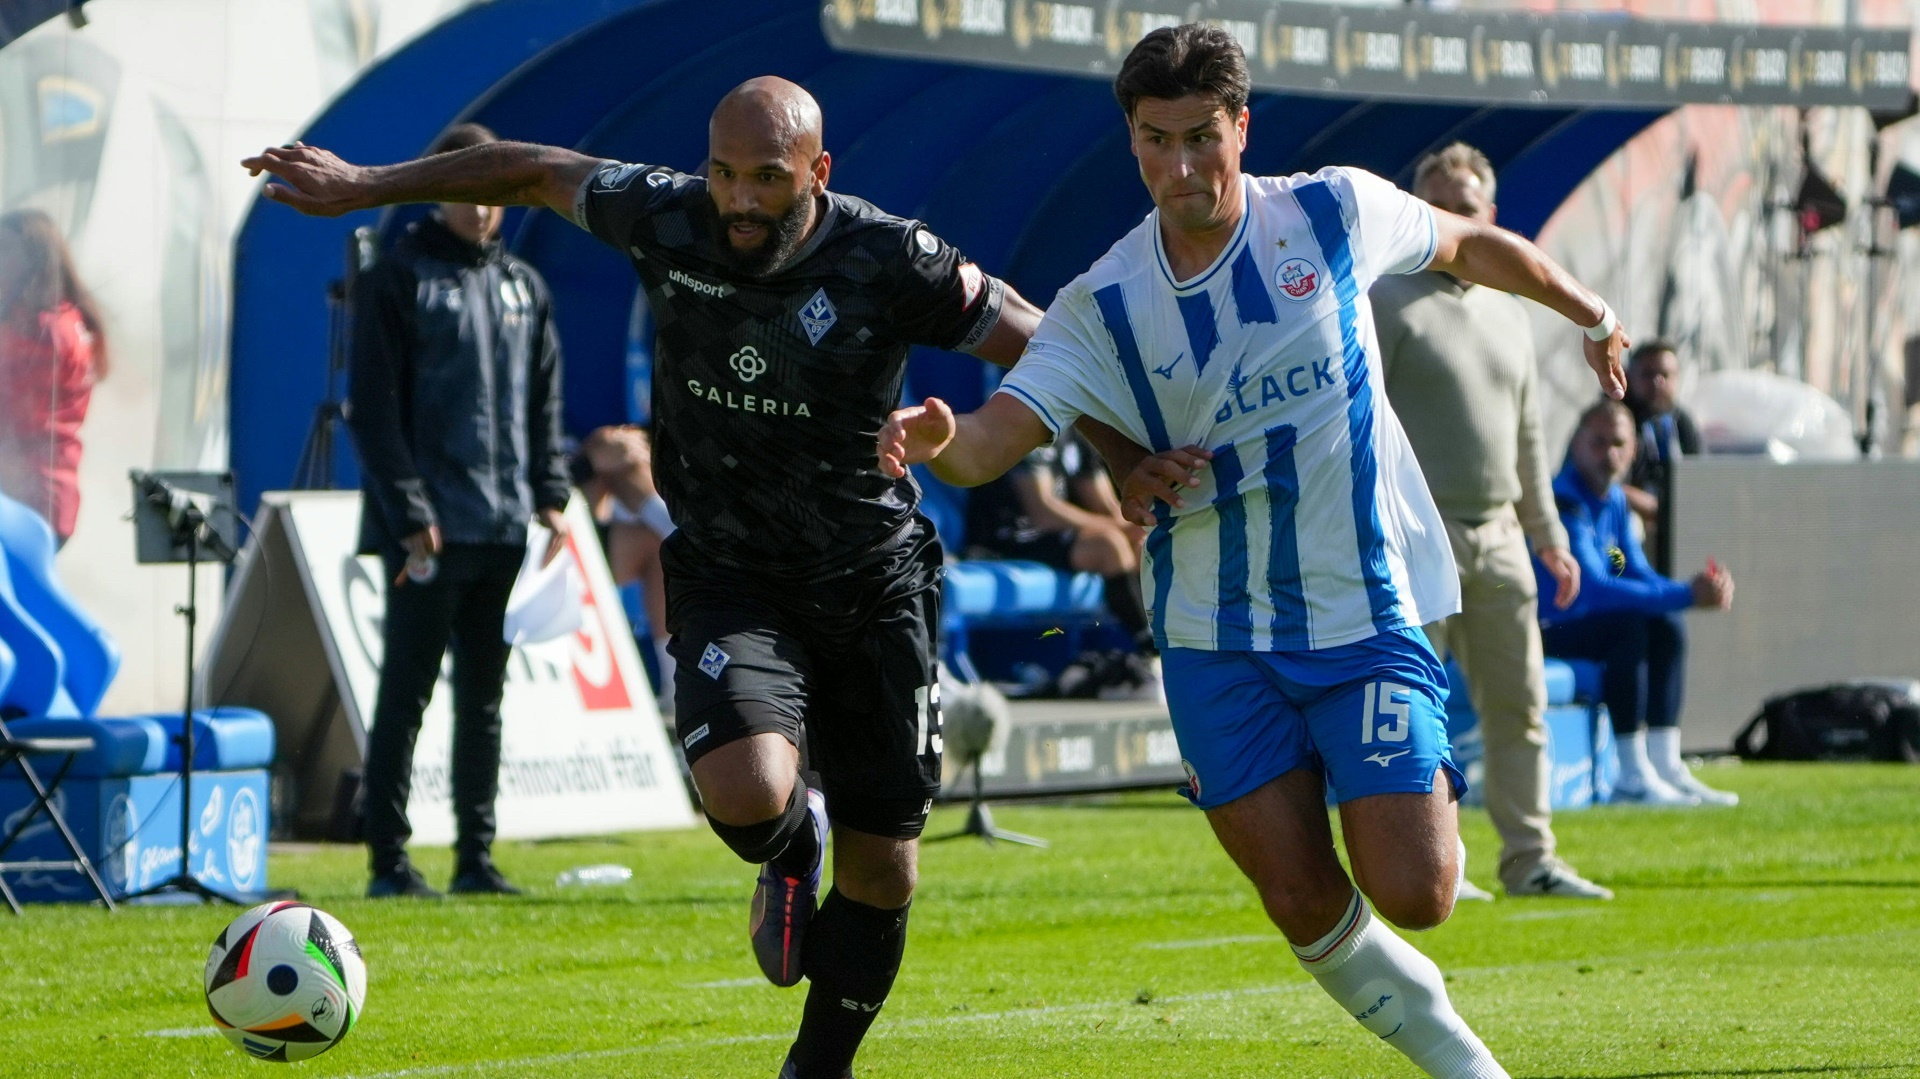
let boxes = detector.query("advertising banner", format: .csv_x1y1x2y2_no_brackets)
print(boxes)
202,492,694,843
822,0,1913,110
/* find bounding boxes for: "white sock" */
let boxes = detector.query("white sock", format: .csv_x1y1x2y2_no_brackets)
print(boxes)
1292,891,1507,1079
1646,727,1687,785
1613,729,1656,789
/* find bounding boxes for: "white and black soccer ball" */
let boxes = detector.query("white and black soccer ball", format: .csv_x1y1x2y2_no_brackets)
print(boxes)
204,901,368,1063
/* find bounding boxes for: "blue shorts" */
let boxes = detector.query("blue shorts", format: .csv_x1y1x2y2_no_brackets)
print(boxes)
1162,628,1464,810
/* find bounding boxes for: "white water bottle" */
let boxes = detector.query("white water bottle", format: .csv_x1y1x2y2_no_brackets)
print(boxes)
555,864,633,887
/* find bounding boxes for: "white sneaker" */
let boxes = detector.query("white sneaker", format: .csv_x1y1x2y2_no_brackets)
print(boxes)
1507,857,1615,900
1665,770,1739,806
1609,774,1701,807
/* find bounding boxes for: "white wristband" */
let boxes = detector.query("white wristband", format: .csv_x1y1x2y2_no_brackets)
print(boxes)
1582,303,1618,343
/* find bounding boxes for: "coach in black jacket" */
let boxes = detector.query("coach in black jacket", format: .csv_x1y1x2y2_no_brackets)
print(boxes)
346,123,569,899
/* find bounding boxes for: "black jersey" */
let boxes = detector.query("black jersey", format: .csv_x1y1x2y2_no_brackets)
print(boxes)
573,161,1005,581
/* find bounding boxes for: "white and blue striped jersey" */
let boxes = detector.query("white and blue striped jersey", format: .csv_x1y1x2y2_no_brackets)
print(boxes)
997,167,1460,652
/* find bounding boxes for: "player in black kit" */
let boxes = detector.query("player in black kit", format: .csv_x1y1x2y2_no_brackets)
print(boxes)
244,78,1128,1078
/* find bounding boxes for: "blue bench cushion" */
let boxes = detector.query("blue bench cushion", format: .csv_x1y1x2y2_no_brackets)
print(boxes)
1542,659,1576,707
7,708,275,776
944,561,1104,620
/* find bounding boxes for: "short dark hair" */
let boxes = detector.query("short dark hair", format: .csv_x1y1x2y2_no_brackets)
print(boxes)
426,122,499,157
1577,397,1634,434
1113,24,1250,120
1629,338,1679,369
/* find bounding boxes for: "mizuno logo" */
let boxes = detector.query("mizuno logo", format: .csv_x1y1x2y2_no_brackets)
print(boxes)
1364,749,1411,768
669,269,733,298
1152,352,1183,380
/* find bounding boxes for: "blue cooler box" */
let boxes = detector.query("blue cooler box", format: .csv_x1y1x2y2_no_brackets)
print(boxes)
0,708,274,902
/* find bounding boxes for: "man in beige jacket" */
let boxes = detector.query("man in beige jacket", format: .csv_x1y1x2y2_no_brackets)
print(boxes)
1375,143,1611,900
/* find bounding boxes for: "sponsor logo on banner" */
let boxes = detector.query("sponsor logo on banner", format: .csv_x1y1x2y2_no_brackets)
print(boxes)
263,493,695,845
228,788,263,891
566,530,634,712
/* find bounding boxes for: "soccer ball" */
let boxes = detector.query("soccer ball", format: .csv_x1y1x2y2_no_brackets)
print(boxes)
204,901,368,1062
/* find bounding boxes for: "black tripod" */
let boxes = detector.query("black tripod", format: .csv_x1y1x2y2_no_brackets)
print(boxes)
122,477,246,906
293,226,377,490
930,763,1046,848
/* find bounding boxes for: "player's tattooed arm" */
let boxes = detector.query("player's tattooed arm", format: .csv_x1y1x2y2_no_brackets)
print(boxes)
1425,209,1629,400
243,141,604,219
879,394,1051,487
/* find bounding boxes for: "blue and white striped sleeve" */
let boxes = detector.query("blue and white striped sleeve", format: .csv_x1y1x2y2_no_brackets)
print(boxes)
1339,167,1438,282
994,288,1132,444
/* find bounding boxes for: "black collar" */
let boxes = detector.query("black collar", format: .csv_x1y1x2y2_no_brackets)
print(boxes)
414,213,501,267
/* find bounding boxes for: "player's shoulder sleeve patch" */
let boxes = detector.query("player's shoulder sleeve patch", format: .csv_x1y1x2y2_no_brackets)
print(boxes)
573,160,687,238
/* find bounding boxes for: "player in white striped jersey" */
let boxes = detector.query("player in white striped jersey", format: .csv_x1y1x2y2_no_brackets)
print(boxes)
878,25,1628,1079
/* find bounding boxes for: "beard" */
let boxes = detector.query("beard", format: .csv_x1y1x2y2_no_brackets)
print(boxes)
713,197,812,277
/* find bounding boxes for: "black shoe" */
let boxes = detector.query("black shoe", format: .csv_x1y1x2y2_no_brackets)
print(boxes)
449,861,522,896
367,863,443,899
778,1057,852,1079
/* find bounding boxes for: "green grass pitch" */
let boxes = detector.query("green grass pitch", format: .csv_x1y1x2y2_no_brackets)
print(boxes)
3,762,1918,1078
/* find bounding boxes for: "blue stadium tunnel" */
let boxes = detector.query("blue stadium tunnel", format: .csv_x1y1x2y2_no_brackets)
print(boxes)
227,0,1667,515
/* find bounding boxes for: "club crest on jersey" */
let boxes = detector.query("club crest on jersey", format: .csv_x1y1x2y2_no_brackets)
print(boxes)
800,287,837,346
1275,257,1322,302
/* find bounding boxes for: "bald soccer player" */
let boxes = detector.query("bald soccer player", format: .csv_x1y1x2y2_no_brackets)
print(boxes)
245,79,1128,1078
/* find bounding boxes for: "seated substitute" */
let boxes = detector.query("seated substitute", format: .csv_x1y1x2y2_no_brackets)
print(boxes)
1535,399,1736,807
962,428,1158,697
574,424,676,704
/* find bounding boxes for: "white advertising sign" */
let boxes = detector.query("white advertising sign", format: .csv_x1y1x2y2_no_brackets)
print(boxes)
271,492,693,842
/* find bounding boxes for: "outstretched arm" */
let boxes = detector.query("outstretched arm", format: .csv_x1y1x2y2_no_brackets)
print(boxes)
878,394,1053,488
1427,211,1629,400
242,140,603,219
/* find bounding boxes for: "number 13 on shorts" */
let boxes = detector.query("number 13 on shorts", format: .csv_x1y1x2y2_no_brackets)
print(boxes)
914,683,943,756
1360,681,1412,745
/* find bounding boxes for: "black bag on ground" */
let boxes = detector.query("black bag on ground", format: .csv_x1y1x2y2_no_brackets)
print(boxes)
1736,680,1920,762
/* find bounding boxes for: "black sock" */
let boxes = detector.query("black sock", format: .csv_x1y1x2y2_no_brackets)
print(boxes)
786,889,910,1079
1103,572,1156,652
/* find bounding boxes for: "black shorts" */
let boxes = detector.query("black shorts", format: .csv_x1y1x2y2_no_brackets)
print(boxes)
968,525,1077,571
661,526,945,840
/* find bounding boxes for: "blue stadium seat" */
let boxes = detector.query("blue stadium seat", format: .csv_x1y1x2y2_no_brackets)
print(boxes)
1445,656,1616,809
904,358,1109,678
0,494,119,716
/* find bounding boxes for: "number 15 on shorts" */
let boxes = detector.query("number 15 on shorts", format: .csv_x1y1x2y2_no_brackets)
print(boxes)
1360,681,1411,745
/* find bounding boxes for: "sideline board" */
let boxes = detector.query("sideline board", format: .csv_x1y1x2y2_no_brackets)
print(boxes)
200,492,694,843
